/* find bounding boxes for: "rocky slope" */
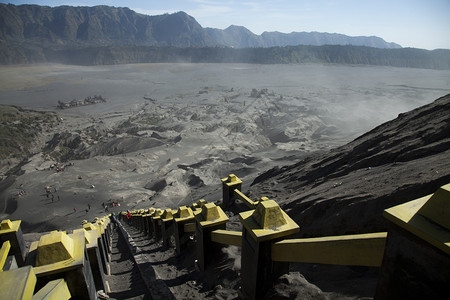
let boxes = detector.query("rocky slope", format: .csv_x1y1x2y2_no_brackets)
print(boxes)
0,5,214,47
248,94,450,237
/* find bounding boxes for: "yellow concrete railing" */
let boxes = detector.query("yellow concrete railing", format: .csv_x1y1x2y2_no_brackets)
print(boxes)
184,222,196,233
0,265,36,299
233,189,258,209
0,240,11,272
383,183,450,255
32,278,71,300
2,174,448,300
271,232,388,267
211,229,242,247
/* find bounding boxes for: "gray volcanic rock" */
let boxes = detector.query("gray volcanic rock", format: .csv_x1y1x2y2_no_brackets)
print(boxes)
248,94,450,237
264,272,328,300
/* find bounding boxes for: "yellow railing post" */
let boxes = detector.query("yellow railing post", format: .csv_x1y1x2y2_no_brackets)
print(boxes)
191,199,207,212
376,183,450,299
27,230,97,299
222,174,243,207
151,209,164,241
173,206,195,255
194,203,229,271
239,199,300,300
32,278,71,300
0,219,26,266
161,209,176,247
94,218,111,264
138,209,146,232
0,265,36,299
74,225,108,293
0,240,11,272
146,208,156,239
142,208,153,236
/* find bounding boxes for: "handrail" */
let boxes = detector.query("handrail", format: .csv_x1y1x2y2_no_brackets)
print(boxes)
233,189,258,209
0,240,11,272
271,232,388,267
211,229,242,247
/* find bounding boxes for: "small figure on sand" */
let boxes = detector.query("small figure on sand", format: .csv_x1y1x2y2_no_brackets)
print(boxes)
126,210,131,225
74,207,77,213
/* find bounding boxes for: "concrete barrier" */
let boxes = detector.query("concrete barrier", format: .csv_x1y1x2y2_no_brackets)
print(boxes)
194,203,229,271
0,219,26,266
32,278,71,300
376,183,450,299
211,229,242,247
272,232,387,267
0,265,36,299
74,226,108,293
173,206,195,255
146,209,156,239
0,240,11,271
27,230,97,299
160,209,175,247
85,222,109,275
222,174,242,207
239,199,300,300
152,209,164,241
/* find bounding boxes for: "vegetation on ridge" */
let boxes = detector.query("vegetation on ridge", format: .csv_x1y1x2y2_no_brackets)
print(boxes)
1,43,448,69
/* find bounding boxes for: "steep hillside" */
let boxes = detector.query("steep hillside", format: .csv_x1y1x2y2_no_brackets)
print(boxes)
0,4,215,47
248,94,450,237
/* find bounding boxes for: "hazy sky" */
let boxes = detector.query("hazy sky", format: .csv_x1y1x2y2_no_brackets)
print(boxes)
2,0,450,50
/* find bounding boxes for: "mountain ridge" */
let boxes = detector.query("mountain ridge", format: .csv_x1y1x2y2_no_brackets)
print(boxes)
2,4,450,68
0,3,401,49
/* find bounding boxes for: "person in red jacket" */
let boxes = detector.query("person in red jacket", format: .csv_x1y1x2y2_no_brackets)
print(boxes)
126,210,131,225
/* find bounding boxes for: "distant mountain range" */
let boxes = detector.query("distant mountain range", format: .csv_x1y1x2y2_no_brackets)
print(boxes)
0,4,401,49
1,4,449,69
206,26,401,49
